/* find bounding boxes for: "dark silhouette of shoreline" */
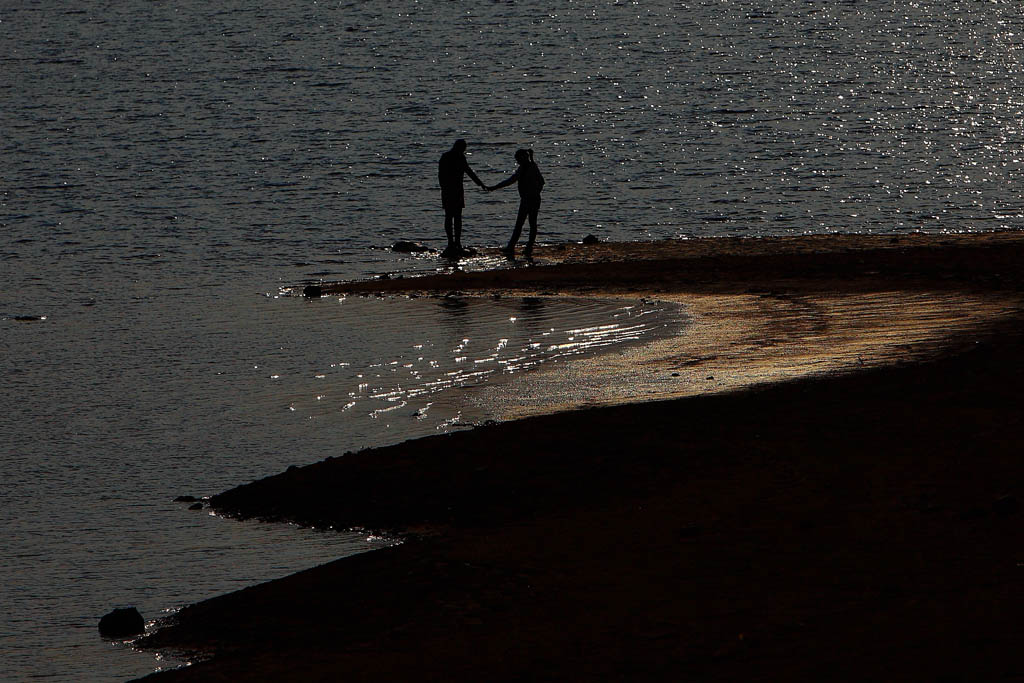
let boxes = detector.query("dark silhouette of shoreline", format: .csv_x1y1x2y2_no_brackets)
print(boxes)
136,231,1024,682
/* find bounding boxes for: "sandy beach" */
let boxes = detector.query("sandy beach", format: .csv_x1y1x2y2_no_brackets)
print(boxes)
136,232,1024,681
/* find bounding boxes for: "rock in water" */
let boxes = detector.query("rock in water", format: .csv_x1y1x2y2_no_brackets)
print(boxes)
99,607,145,638
392,240,432,253
582,234,600,245
303,284,323,298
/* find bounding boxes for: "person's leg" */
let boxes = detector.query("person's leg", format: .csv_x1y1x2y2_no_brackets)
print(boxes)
444,212,455,248
524,198,540,255
506,201,529,252
453,209,463,249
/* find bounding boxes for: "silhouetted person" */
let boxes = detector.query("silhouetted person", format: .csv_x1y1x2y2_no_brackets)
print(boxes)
488,149,545,258
438,139,485,257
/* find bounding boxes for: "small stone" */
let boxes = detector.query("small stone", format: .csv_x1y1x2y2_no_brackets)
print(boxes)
303,284,323,298
994,495,1018,517
188,502,204,511
677,524,702,539
582,234,600,245
174,495,198,503
391,240,431,253
99,607,145,638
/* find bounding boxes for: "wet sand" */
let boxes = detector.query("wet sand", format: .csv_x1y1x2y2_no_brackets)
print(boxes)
137,232,1024,681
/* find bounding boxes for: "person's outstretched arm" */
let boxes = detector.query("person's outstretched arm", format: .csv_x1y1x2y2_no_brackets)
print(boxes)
463,159,486,188
489,169,519,191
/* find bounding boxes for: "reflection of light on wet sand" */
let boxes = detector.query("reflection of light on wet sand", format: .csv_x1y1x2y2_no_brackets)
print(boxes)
474,289,1024,421
288,296,688,433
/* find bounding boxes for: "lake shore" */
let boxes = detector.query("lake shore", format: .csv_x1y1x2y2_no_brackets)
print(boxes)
137,232,1024,681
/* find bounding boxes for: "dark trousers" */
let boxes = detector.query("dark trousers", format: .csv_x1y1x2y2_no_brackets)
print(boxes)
507,195,541,250
442,190,464,247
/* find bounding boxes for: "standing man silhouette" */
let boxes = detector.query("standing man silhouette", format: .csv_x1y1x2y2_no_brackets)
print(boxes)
438,139,485,257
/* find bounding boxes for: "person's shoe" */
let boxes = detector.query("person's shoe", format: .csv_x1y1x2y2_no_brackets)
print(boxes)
501,246,515,258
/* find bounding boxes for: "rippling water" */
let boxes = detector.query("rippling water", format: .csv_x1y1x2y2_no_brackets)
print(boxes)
291,294,684,427
3,0,1023,680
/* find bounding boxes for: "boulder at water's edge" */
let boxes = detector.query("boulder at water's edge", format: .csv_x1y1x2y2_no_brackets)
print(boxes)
99,607,145,638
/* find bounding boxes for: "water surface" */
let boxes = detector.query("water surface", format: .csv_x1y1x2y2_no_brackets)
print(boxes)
3,0,1023,679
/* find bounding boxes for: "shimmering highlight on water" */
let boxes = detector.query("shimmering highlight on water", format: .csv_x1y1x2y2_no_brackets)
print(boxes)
4,0,1024,680
269,295,687,432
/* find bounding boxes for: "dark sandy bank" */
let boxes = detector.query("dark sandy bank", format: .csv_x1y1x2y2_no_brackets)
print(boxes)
137,232,1024,681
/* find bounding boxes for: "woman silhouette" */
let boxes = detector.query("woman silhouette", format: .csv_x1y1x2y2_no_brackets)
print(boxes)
488,149,545,258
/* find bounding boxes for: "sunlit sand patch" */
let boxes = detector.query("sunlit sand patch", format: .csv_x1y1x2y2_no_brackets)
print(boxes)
472,289,1024,420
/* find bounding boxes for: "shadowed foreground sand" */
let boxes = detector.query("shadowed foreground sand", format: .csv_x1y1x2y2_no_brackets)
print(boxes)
137,232,1024,681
